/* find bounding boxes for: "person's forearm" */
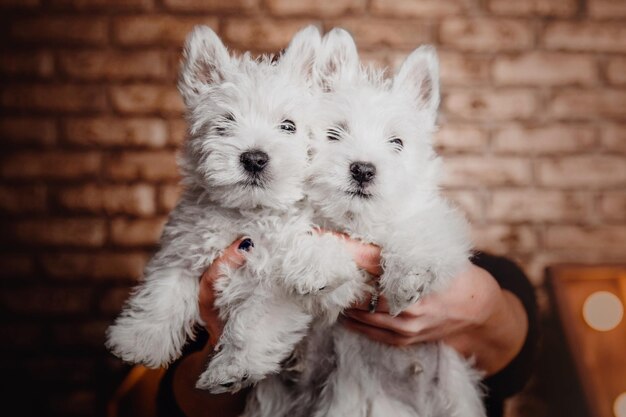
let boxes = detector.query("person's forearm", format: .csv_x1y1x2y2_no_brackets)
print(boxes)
459,288,528,376
172,344,249,417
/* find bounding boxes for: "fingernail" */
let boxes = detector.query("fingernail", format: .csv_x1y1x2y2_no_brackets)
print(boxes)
238,238,254,252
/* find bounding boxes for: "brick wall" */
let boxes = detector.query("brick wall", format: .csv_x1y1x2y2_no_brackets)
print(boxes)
1,0,625,416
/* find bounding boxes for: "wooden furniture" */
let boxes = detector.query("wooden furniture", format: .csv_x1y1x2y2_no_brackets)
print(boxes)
548,265,626,417
107,366,165,417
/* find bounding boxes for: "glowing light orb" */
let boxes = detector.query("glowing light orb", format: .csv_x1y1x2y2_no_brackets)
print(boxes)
582,291,623,332
614,392,626,417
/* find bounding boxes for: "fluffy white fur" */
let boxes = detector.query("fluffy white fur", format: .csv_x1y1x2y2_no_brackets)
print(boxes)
244,29,485,417
105,25,364,393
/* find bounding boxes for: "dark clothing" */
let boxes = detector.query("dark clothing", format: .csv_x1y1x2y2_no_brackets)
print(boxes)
472,253,539,417
157,252,538,417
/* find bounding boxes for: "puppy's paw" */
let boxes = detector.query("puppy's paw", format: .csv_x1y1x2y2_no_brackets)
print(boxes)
383,268,434,316
196,352,254,393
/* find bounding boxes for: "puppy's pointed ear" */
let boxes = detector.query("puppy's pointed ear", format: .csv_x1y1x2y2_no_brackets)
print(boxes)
280,25,321,82
315,28,359,91
178,25,230,106
393,45,440,114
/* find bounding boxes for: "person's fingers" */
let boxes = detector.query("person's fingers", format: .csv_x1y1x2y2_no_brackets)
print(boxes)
339,316,417,347
343,240,382,276
350,292,391,314
343,309,420,338
200,237,251,286
312,229,382,276
198,237,252,346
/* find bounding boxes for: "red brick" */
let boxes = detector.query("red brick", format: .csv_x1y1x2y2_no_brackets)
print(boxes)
164,0,257,12
158,184,183,212
544,22,626,53
9,17,108,45
169,119,188,146
602,124,626,153
0,152,101,180
438,52,490,86
548,89,626,120
493,52,597,86
113,15,218,46
0,254,35,279
64,117,168,148
110,217,167,246
48,0,154,10
0,117,57,146
371,0,470,16
600,192,626,221
0,51,54,78
588,0,626,18
358,51,388,69
545,225,626,254
441,190,483,221
434,125,489,153
606,57,626,86
0,324,42,349
1,85,106,112
0,151,101,180
25,357,95,382
326,18,430,49
440,18,533,52
492,124,597,154
10,219,106,247
488,0,577,16
56,184,156,216
266,0,364,16
487,190,589,222
441,156,532,187
51,321,109,348
471,225,538,255
0,287,93,314
223,19,319,51
537,156,626,187
0,0,40,8
110,85,184,115
105,151,179,181
443,89,536,121
0,185,47,214
99,286,131,314
41,252,148,280
58,51,168,81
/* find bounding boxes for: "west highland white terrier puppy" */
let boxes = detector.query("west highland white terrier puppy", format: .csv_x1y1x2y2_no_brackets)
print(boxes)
246,29,486,417
106,25,363,393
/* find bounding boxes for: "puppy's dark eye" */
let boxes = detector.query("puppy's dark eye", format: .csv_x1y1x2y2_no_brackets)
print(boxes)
389,137,404,150
215,113,235,135
279,119,296,134
327,128,341,141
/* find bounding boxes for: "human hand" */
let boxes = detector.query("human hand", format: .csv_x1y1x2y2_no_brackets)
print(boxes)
198,238,253,348
341,262,501,350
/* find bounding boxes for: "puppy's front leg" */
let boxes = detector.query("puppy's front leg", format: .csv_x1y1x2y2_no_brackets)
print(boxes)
379,250,436,316
281,233,366,317
106,264,200,368
197,267,312,393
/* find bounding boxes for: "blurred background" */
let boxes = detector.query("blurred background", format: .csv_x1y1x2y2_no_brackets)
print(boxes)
0,0,624,416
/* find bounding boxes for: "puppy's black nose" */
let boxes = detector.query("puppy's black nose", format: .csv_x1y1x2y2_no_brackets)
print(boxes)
350,161,376,184
240,150,269,173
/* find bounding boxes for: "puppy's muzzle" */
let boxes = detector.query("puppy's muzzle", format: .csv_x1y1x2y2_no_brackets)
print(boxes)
240,150,269,174
350,161,376,185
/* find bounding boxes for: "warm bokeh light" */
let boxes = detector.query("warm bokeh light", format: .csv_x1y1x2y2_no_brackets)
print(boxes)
615,392,626,417
582,291,624,332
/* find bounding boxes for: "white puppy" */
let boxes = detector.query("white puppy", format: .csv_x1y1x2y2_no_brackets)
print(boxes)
106,25,363,394
245,29,486,417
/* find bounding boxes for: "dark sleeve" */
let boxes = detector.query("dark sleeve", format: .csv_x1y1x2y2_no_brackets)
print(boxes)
470,252,539,416
156,329,210,417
